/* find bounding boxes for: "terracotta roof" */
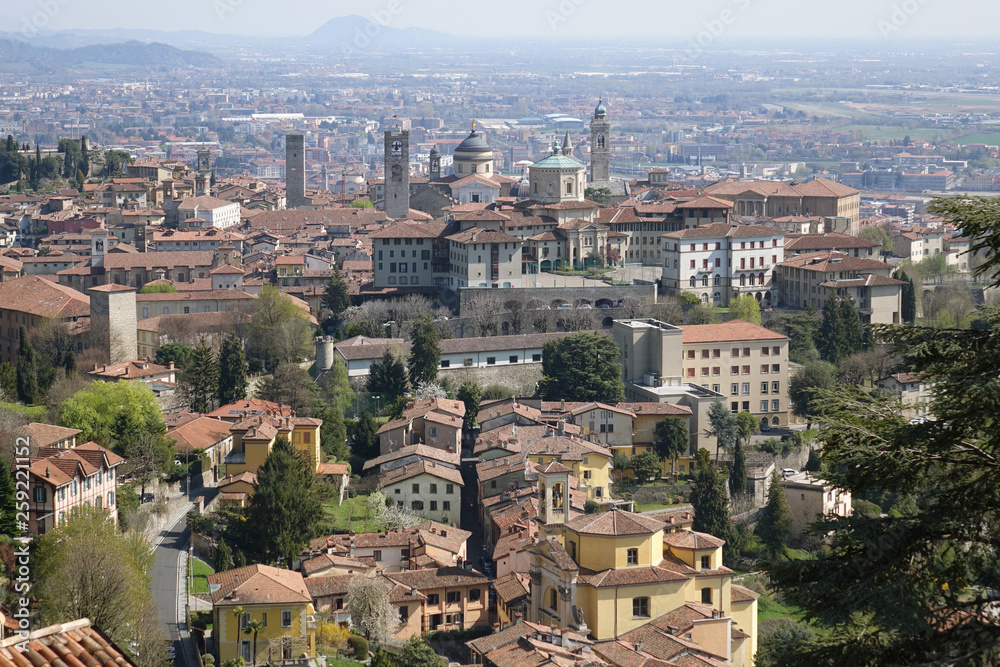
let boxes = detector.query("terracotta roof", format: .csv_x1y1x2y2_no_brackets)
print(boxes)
662,530,725,550
20,423,81,448
218,471,258,487
378,460,464,488
101,250,214,270
564,509,665,537
88,359,173,381
361,444,461,472
385,566,489,591
785,233,878,251
494,572,530,604
778,251,893,273
819,274,906,289
208,564,312,606
579,565,690,588
0,275,90,319
0,619,135,667
317,462,349,476
679,320,787,344
208,399,293,421
730,584,761,603
168,416,233,453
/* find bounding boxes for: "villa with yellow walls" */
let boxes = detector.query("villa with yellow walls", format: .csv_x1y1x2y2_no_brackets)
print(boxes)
526,462,758,665
476,425,613,501
224,415,323,475
208,564,317,664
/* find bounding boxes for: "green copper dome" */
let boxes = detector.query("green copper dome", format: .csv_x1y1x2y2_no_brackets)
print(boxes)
594,97,607,118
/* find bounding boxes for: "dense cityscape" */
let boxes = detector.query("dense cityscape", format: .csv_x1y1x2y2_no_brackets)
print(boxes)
0,4,999,667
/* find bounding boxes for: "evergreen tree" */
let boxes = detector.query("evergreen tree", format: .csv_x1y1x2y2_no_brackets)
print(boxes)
349,412,379,460
15,326,38,404
757,471,791,559
76,169,85,191
838,297,864,355
705,400,738,463
185,337,219,414
0,463,18,536
653,417,688,480
5,135,14,153
399,637,446,667
79,136,89,176
899,269,917,324
244,437,323,566
317,405,349,462
63,148,73,179
321,269,351,319
690,449,731,543
0,363,15,400
64,350,76,373
366,351,409,401
456,380,482,431
217,334,247,406
630,450,661,484
215,537,233,572
539,332,625,403
730,441,747,495
815,297,846,363
407,316,440,387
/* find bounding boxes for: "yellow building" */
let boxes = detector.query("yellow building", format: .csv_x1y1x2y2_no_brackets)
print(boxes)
208,564,317,664
527,464,758,664
225,415,323,475
477,424,613,502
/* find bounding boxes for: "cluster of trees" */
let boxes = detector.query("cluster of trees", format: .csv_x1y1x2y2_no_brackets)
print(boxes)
539,332,624,403
1,136,65,190
176,335,248,414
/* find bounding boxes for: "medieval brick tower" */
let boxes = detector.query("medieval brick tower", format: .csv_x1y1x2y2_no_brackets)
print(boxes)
384,127,410,219
589,98,611,183
286,134,306,209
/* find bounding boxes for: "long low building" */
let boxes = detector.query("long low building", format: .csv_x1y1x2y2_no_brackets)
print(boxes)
331,331,590,378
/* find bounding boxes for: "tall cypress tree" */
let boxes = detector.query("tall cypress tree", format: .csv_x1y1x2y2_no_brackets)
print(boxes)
185,337,219,414
0,463,18,536
79,136,89,177
690,449,731,542
15,326,38,405
321,269,351,319
5,135,14,153
730,440,747,495
816,298,846,363
407,315,440,387
838,297,865,356
217,334,247,406
757,470,792,559
899,270,917,324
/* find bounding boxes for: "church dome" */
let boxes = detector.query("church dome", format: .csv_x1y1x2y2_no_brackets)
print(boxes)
429,145,441,157
594,98,607,119
454,129,492,156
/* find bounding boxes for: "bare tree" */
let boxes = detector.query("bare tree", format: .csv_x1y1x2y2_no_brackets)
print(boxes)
531,309,553,333
559,308,596,332
644,296,685,324
502,292,532,335
464,292,503,336
346,576,399,643
620,295,645,319
158,315,198,348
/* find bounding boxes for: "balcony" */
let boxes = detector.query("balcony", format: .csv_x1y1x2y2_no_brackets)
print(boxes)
696,266,714,274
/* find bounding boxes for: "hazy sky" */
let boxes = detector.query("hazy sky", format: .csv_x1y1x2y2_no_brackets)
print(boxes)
4,0,999,41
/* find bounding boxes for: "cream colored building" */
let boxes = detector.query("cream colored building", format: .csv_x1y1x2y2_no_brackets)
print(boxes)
378,461,464,526
782,471,852,539
614,318,790,433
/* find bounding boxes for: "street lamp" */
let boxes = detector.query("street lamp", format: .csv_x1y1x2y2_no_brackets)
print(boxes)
374,395,381,418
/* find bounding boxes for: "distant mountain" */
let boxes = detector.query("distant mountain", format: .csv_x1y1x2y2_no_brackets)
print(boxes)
307,15,459,50
0,38,220,73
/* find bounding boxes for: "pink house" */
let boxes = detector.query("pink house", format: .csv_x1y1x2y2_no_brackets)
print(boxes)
24,442,125,535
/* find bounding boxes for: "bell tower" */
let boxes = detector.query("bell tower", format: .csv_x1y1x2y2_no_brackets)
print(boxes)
537,460,572,526
429,145,441,181
384,127,410,219
590,97,611,183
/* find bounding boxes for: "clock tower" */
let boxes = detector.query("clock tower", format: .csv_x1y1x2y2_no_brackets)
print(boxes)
589,98,611,183
384,128,410,219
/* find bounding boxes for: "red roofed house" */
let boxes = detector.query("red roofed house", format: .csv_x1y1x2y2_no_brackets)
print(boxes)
23,442,125,535
0,275,90,364
376,398,465,456
167,415,234,481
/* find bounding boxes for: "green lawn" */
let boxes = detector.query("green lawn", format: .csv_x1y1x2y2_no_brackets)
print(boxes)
757,595,806,624
0,402,47,420
322,494,376,533
190,558,215,595
957,132,1000,146
325,658,365,667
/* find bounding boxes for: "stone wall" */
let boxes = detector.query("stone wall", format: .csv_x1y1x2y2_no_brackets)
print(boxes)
457,284,658,314
348,362,544,396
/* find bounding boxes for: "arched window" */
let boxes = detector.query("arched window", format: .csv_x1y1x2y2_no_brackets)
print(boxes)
749,274,756,286
690,277,697,288
759,272,765,285
713,292,722,303
713,274,721,287
701,275,708,287
700,293,709,303
549,587,559,611
739,274,746,287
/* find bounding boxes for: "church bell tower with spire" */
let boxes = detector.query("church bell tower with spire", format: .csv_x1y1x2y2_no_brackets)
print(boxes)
589,97,611,183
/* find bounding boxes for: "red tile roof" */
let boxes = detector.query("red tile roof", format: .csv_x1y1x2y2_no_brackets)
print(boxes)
679,320,787,344
0,619,135,667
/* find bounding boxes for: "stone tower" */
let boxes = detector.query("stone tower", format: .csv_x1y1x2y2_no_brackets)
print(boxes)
286,134,307,209
537,459,572,525
429,145,441,181
90,228,109,269
89,284,138,365
196,147,211,196
384,127,410,219
589,98,611,183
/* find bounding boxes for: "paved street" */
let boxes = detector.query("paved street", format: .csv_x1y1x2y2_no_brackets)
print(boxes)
152,504,195,667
